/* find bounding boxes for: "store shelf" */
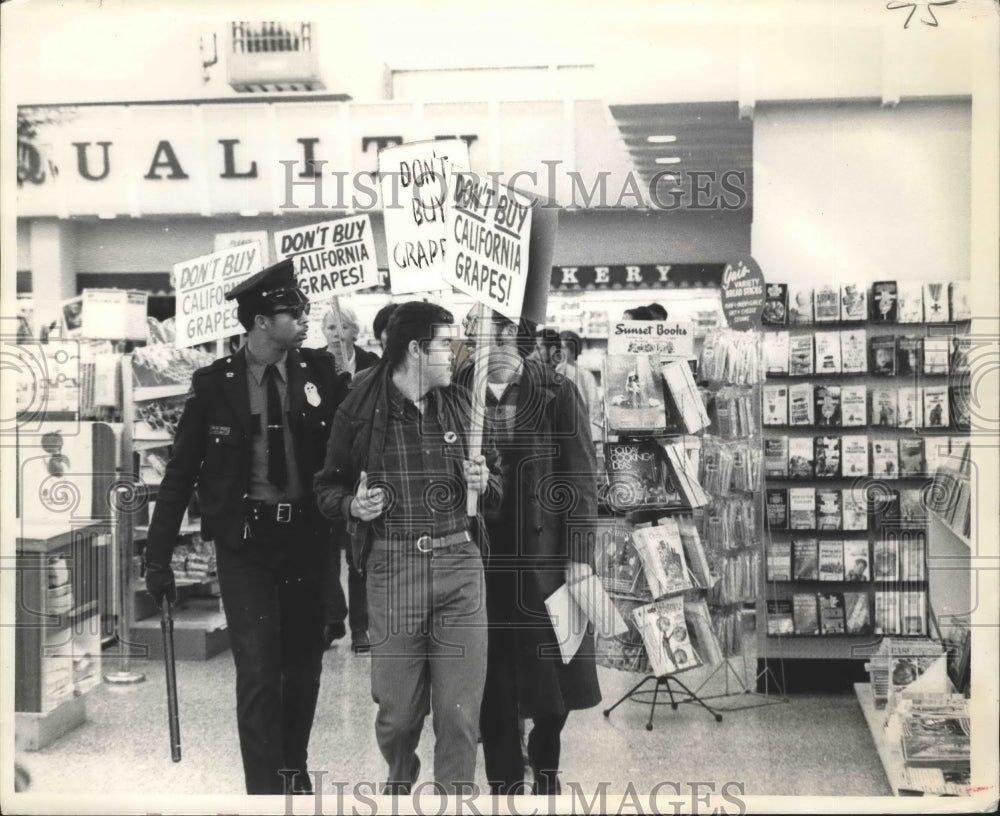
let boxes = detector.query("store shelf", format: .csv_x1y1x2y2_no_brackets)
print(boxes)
853,683,967,796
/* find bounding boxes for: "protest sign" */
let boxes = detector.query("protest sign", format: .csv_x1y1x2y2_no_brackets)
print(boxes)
379,139,470,294
608,321,695,358
272,214,378,300
445,172,534,322
213,230,270,262
173,244,262,348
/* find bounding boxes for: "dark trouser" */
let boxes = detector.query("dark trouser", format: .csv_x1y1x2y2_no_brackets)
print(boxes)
366,537,487,794
480,622,568,794
215,525,325,795
322,523,368,634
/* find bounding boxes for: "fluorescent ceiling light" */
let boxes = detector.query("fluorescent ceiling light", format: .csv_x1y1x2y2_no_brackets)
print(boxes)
647,135,677,143
654,157,682,165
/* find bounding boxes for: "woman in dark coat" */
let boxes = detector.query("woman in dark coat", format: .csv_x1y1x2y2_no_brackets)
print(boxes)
458,310,601,795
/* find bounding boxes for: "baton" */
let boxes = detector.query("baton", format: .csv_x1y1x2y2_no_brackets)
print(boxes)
161,597,182,762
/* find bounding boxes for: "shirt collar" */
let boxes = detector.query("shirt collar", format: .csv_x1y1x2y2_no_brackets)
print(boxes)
388,377,438,418
245,347,289,386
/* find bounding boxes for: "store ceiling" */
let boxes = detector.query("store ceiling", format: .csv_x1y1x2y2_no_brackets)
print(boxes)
608,101,753,209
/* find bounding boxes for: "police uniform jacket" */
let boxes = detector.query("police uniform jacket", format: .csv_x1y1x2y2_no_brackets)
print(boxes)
146,346,347,563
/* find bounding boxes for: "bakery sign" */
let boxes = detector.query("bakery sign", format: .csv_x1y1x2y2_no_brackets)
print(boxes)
551,264,725,290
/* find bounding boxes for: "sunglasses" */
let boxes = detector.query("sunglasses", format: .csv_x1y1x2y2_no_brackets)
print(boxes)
269,304,311,320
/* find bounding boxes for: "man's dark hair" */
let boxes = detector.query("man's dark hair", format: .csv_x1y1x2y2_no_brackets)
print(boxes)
384,301,454,370
559,330,583,360
372,302,399,341
646,302,668,320
236,300,266,332
537,327,561,357
623,306,655,321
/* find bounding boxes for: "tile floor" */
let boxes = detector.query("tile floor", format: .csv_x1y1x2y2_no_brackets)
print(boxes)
13,631,891,804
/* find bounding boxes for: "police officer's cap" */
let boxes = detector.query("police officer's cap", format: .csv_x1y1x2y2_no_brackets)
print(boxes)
225,258,308,312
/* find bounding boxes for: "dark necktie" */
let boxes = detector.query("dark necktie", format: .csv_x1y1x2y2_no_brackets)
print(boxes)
264,364,287,491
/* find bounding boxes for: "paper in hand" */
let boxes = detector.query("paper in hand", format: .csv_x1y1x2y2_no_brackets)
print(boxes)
568,572,628,639
544,584,587,664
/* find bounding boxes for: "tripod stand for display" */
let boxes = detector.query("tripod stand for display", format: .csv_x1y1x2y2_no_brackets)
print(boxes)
603,670,724,731
689,652,789,711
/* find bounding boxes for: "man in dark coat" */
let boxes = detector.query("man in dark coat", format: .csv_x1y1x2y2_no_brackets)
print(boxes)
458,308,602,795
144,260,348,795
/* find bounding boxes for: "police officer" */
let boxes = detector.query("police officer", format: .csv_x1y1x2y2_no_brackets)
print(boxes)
144,259,348,795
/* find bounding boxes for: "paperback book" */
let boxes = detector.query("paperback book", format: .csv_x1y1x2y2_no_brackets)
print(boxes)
814,436,841,478
922,283,948,323
843,540,871,581
787,437,815,478
840,329,868,373
816,489,842,530
897,387,922,430
950,384,970,431
899,533,927,581
949,336,970,373
766,540,792,581
840,385,868,427
921,335,949,375
840,283,868,322
594,520,646,597
897,438,924,477
632,597,701,676
818,540,845,581
604,441,680,512
818,592,846,634
900,591,927,636
762,384,789,426
870,335,897,376
871,386,898,427
871,281,898,322
922,386,949,429
841,434,869,478
895,281,924,323
761,283,789,325
766,600,794,635
787,284,814,325
675,515,712,590
788,383,814,425
793,593,819,635
813,284,840,323
661,442,710,509
898,488,926,526
871,439,899,479
814,385,841,427
788,335,814,376
789,488,817,530
793,538,819,580
949,280,971,321
764,436,789,478
604,354,667,432
661,360,711,433
766,488,788,531
873,590,899,635
631,521,692,599
842,488,869,531
684,597,724,667
763,331,790,375
873,539,900,581
814,331,842,374
896,335,922,376
843,591,872,635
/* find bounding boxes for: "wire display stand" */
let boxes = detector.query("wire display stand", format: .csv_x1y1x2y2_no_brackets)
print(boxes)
603,669,723,730
689,651,789,711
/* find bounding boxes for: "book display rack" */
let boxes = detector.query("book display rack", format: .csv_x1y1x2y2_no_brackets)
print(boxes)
596,322,779,727
758,279,972,691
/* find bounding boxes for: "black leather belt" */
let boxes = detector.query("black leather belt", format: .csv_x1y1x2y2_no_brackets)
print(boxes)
245,499,308,525
414,530,472,553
